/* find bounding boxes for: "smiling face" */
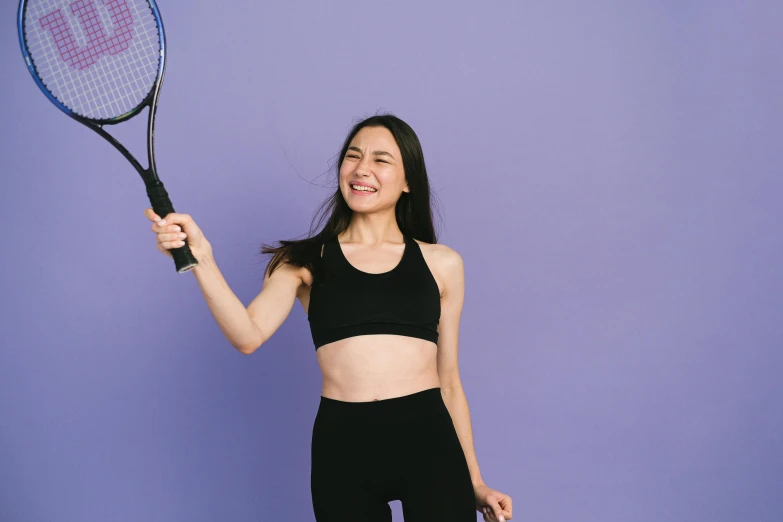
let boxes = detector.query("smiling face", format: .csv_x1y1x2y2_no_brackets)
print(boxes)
339,126,410,212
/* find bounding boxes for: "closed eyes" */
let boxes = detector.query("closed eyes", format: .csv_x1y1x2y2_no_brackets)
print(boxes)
345,154,389,164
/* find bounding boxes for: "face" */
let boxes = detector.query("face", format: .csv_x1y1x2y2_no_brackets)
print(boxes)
339,126,409,212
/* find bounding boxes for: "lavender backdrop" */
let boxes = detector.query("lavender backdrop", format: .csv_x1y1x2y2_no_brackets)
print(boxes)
1,1,781,521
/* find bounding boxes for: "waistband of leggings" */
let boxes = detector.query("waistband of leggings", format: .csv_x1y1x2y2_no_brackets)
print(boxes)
318,386,443,420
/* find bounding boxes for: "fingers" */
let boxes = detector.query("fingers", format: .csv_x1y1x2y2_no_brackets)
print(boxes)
501,497,512,520
158,233,187,253
145,208,191,256
153,222,183,234
499,494,512,520
146,210,192,232
159,231,187,245
144,208,159,222
161,238,186,250
156,232,186,254
484,496,507,522
144,208,192,227
482,506,504,522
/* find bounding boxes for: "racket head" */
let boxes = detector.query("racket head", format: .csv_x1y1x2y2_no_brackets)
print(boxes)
18,0,166,125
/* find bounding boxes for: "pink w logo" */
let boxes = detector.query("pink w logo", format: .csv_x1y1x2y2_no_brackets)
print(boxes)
39,0,135,72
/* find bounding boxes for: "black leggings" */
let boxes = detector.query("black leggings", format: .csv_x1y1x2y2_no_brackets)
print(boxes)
310,387,477,521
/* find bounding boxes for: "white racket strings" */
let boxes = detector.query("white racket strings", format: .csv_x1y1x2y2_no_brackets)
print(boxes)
24,0,161,120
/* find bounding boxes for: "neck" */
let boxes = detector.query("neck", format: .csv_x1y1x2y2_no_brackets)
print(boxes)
341,211,403,247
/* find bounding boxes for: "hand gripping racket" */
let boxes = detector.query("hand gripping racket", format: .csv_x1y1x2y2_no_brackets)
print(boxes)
18,0,198,273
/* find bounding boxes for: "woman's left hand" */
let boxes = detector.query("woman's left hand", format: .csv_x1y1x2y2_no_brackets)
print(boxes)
474,483,513,521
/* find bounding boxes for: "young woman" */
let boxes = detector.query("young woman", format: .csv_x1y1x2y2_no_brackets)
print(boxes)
144,114,513,522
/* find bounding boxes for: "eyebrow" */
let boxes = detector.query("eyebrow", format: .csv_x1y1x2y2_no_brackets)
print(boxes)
347,146,395,160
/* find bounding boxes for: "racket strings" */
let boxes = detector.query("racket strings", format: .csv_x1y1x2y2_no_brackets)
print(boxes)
24,0,162,121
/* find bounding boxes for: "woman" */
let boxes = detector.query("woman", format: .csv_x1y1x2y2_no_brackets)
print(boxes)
144,114,513,522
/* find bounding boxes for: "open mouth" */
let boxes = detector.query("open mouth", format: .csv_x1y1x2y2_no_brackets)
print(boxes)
350,184,377,194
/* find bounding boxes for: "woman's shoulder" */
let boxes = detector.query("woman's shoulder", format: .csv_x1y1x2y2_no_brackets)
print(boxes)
413,238,461,263
413,239,464,290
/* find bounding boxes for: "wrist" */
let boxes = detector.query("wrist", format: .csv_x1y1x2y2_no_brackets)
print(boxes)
194,240,213,262
191,245,215,271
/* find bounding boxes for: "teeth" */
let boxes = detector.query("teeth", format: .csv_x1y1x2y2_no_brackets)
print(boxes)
351,185,376,192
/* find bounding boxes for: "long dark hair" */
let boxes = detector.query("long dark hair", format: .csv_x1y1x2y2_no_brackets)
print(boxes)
260,113,441,281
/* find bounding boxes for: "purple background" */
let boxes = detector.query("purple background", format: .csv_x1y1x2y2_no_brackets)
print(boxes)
1,1,781,521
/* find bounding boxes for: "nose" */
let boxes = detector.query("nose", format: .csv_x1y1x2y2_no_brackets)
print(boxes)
354,156,372,176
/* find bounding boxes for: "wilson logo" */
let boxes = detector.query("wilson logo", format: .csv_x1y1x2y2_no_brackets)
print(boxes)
39,0,135,71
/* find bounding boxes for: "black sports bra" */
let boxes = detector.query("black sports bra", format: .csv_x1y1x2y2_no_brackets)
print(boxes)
307,233,441,350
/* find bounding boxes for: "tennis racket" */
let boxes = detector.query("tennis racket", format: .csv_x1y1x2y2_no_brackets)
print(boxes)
18,0,198,273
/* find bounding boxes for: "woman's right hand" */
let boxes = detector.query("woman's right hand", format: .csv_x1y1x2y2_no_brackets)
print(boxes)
144,208,211,260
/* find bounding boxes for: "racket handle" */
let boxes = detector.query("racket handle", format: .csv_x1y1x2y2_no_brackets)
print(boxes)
146,181,199,274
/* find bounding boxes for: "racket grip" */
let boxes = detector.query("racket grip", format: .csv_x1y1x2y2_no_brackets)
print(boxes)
146,181,199,274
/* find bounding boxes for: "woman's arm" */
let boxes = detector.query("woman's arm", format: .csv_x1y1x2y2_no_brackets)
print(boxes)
148,210,303,355
434,246,485,487
442,382,485,487
192,249,303,355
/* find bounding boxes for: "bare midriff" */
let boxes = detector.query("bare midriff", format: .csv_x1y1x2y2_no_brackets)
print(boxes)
316,335,441,402
299,244,444,403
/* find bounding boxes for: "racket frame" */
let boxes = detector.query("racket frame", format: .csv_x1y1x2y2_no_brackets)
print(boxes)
17,0,198,273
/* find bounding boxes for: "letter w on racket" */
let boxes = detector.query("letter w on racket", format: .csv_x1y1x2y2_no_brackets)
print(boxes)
39,0,135,71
